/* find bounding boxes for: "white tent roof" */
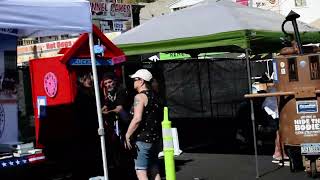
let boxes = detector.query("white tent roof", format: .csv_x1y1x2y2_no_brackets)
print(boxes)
114,0,318,45
0,0,92,37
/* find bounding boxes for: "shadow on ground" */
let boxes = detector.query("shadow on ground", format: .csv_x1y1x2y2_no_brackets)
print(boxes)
172,117,276,156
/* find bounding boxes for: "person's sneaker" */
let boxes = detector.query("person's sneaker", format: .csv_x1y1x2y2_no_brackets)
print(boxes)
272,155,282,163
278,160,290,166
272,157,281,163
272,155,289,164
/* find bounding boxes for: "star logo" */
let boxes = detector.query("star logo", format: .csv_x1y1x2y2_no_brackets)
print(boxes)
15,160,20,165
8,161,14,166
2,162,7,167
22,159,27,164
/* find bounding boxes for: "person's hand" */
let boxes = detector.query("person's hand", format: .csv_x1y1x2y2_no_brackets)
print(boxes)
124,134,132,150
102,105,109,114
102,105,108,112
102,110,110,115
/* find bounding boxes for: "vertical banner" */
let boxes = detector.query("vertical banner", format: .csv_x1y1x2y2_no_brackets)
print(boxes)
0,33,18,145
0,103,18,144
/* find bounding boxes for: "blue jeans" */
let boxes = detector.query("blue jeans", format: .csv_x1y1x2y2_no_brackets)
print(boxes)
134,141,161,170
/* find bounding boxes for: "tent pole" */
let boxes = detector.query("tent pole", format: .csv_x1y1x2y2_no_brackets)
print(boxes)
89,32,109,180
245,48,259,179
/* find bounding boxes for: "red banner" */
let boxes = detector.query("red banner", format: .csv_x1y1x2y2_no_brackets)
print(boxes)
236,0,249,6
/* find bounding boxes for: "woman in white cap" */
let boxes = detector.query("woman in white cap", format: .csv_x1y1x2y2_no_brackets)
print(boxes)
125,69,162,180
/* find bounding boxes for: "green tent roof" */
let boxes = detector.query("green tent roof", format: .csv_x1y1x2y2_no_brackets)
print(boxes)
114,0,320,56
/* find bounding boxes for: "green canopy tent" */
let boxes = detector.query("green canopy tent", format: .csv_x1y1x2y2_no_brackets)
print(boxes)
113,0,320,178
113,0,320,56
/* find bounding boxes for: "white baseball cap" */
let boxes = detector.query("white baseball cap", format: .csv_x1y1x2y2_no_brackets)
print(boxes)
130,69,153,82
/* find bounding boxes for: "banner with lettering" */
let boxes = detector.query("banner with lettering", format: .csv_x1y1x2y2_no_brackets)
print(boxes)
91,1,132,21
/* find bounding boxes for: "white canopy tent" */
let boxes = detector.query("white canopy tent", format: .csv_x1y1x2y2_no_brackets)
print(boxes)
0,0,92,37
0,1,109,179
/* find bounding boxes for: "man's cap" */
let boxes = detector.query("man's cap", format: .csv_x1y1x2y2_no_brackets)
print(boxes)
130,69,152,82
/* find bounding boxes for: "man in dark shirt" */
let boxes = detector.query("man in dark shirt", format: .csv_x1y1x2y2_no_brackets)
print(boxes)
100,73,133,178
100,73,129,135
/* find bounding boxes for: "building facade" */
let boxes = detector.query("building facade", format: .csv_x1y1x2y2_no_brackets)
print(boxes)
17,0,138,65
169,0,320,27
238,0,320,26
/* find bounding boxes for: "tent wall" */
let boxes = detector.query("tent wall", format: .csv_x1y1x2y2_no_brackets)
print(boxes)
123,59,273,151
124,58,271,119
162,59,274,151
162,59,249,119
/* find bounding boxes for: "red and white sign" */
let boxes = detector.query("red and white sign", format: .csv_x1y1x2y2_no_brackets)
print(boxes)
17,38,77,64
236,0,249,6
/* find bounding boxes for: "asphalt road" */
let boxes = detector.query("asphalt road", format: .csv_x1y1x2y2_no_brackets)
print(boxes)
0,152,318,180
174,153,316,180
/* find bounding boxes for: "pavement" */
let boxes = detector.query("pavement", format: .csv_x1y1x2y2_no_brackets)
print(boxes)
2,116,318,179
0,150,317,180
174,153,314,180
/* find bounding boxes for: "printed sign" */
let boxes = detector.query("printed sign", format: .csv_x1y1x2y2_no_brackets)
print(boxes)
294,114,320,137
296,100,318,114
91,2,132,20
301,143,320,155
113,21,125,32
37,96,47,119
69,58,113,66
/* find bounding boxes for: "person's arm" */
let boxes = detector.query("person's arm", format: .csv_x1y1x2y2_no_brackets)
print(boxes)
125,94,147,149
106,105,124,114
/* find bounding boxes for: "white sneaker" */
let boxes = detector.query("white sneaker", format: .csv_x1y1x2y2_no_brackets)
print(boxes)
278,160,290,166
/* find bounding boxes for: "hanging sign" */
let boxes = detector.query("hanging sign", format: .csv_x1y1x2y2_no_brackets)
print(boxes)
296,100,318,114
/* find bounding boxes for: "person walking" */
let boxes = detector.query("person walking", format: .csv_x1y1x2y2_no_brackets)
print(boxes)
125,69,163,180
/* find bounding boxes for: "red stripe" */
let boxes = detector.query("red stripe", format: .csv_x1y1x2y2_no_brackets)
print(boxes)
27,153,46,164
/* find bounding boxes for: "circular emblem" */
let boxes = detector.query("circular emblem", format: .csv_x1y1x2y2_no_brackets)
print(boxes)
0,104,5,139
280,62,285,68
44,72,58,97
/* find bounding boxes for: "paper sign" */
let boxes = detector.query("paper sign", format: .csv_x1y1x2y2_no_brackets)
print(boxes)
37,96,47,118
